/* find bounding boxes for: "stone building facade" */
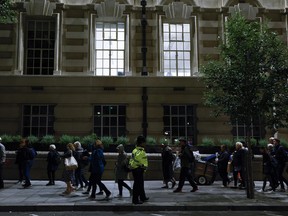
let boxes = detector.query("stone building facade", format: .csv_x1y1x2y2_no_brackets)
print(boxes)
0,0,288,145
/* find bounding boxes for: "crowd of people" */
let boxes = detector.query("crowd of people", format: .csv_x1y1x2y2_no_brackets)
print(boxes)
0,135,288,205
159,136,288,194
213,137,288,193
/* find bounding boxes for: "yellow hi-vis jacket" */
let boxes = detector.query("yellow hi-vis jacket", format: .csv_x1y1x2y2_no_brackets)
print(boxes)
129,146,148,170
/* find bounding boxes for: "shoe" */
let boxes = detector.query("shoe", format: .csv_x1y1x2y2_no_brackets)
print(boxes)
115,194,122,198
161,185,168,189
46,182,53,186
82,191,90,195
133,201,143,205
96,191,103,195
279,188,286,192
23,184,31,188
257,189,264,193
171,182,176,189
265,190,274,193
173,188,182,193
105,192,111,199
88,196,95,200
61,191,71,195
76,187,84,191
141,197,149,202
191,187,198,192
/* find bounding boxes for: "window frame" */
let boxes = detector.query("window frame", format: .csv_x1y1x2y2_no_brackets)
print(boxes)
231,117,265,142
22,104,55,137
93,104,127,141
163,104,197,145
162,22,191,77
24,17,56,75
91,15,129,76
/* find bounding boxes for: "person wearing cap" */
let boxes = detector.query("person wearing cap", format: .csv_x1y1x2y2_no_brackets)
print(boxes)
173,137,198,193
0,137,6,189
46,144,60,186
115,144,132,197
129,135,149,204
272,138,288,192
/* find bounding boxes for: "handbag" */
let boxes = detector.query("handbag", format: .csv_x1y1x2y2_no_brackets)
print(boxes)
64,153,78,170
173,156,181,172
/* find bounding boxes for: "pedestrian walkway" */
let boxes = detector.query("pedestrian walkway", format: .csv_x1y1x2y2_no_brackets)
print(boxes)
0,180,287,212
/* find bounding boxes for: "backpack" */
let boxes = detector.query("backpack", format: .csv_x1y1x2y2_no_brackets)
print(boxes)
29,148,37,160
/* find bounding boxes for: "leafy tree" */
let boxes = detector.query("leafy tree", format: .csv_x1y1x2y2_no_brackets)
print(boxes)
0,0,17,23
202,14,288,131
201,14,288,198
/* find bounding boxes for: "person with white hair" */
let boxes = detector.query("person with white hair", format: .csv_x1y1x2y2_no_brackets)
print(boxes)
46,144,60,186
231,142,245,188
0,137,6,189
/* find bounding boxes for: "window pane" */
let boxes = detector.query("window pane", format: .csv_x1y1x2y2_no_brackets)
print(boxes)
93,105,126,138
22,105,54,137
163,105,196,144
25,20,55,75
95,22,126,76
163,23,191,77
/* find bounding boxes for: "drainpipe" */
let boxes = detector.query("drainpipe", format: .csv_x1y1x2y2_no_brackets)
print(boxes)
141,0,148,137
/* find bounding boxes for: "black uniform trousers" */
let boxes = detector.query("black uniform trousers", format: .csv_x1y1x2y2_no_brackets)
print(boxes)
131,167,147,203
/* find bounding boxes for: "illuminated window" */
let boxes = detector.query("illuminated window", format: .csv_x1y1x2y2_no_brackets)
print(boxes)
163,23,191,76
95,22,125,76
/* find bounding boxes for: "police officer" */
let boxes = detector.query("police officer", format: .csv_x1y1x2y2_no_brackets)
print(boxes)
129,135,149,204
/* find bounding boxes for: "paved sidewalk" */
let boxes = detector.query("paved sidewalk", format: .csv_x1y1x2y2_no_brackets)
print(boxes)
0,180,287,212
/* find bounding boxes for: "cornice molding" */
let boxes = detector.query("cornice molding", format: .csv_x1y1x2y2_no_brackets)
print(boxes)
24,0,57,16
163,2,192,20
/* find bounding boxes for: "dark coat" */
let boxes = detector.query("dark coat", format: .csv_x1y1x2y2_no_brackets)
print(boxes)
47,150,60,171
161,146,175,181
217,150,230,171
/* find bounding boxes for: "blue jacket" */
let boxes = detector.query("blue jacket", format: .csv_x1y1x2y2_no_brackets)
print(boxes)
90,147,106,175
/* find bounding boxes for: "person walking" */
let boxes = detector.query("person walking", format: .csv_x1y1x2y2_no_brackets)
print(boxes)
272,138,288,192
115,144,132,197
46,144,60,186
0,137,6,189
88,139,111,200
216,145,230,187
173,137,198,193
74,141,86,190
161,142,176,189
231,142,245,188
257,146,277,192
129,135,149,205
17,139,36,188
60,143,77,195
